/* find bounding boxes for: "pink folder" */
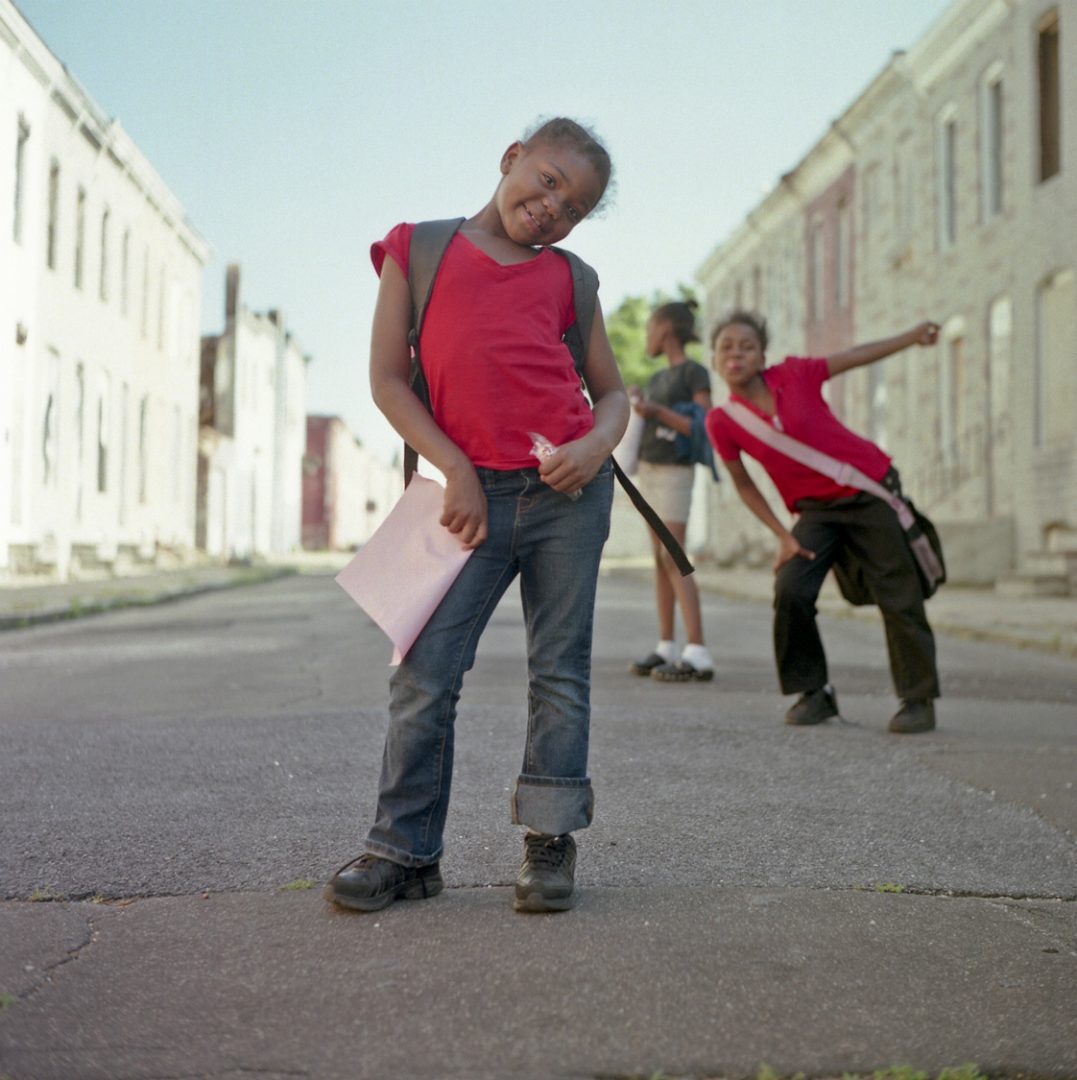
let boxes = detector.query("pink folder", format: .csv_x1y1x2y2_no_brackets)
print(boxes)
335,475,474,664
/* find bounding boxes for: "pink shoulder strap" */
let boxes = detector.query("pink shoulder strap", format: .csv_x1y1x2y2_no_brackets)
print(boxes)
719,401,914,530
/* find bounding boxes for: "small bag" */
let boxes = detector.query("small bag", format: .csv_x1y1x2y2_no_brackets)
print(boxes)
720,401,945,599
672,402,720,481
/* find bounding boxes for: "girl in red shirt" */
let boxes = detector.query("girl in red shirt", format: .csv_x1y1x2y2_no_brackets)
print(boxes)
325,119,628,915
706,310,941,735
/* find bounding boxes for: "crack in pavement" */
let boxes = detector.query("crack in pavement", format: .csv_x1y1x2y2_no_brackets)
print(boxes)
13,906,101,1003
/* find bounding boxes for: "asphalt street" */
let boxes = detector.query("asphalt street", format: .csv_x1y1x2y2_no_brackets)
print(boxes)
0,569,1074,1079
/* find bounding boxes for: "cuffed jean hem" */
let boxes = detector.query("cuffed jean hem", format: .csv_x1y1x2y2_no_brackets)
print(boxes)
510,774,594,836
364,837,443,869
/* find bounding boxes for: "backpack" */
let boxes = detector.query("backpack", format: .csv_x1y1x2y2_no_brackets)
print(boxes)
404,217,694,576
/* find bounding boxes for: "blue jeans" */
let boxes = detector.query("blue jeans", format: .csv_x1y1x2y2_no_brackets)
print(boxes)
365,461,614,867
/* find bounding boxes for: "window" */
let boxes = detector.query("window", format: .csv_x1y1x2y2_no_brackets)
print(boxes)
835,199,850,309
939,334,966,462
75,363,85,520
893,136,915,247
141,247,150,338
119,383,129,524
121,230,130,315
75,186,86,289
99,208,110,302
13,116,29,243
987,296,1012,431
96,374,110,493
42,350,59,486
157,262,166,350
1036,269,1076,444
172,404,182,501
868,364,888,448
980,70,1004,219
937,108,957,248
861,163,879,281
809,218,824,322
1038,10,1060,182
138,396,148,503
46,160,59,269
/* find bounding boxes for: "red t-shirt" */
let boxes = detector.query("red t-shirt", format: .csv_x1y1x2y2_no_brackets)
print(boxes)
705,356,892,511
372,222,595,470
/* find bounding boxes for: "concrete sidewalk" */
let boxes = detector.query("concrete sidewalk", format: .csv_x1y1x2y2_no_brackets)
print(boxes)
0,560,306,630
617,556,1077,658
3,552,1075,658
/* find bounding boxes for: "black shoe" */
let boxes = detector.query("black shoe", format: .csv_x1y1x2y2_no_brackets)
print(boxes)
630,651,668,676
323,853,443,912
785,685,839,726
514,833,577,913
651,659,714,682
889,699,936,734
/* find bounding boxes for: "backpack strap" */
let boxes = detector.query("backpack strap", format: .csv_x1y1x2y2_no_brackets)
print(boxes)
549,246,693,575
611,459,695,576
403,218,465,486
550,246,598,376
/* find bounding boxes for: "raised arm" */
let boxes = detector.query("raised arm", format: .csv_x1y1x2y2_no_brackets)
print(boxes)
826,320,940,377
724,457,816,571
369,257,487,547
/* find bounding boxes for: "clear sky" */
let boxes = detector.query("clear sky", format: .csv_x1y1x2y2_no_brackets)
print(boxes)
16,0,954,464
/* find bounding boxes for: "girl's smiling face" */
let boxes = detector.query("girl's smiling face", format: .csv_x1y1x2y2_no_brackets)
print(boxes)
495,140,605,247
713,321,766,388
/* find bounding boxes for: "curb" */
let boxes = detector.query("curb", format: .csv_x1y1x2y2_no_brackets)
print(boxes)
0,566,297,632
604,560,1077,660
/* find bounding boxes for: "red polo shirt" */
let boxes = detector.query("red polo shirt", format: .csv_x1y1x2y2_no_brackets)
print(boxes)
706,356,892,511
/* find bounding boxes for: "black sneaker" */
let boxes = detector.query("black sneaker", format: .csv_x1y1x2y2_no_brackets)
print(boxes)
785,685,839,726
630,651,668,676
514,833,576,913
889,699,936,734
323,853,443,912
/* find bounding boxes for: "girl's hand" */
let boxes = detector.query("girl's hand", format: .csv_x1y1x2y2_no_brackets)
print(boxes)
440,464,487,549
774,531,815,572
911,321,940,347
537,435,605,495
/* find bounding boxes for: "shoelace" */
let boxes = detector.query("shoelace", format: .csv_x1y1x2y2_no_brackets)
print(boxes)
523,835,570,869
331,851,383,878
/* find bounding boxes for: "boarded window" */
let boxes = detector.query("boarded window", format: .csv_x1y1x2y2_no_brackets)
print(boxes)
937,113,957,247
1036,270,1076,444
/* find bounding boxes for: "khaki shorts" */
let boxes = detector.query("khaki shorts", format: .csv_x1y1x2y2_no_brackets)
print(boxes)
635,461,694,524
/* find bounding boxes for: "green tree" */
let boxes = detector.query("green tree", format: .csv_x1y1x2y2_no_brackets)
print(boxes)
605,285,703,392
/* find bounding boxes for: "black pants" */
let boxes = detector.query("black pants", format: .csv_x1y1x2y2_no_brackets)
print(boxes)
773,486,940,701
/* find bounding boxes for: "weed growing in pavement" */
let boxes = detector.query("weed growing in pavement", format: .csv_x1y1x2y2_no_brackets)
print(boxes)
873,882,906,893
279,878,317,891
27,889,53,902
0,993,17,1010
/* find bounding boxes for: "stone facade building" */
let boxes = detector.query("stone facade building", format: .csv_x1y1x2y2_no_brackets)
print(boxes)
696,0,1077,592
1,0,209,579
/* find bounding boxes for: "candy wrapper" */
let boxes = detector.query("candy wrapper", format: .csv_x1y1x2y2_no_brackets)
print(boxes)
528,432,582,500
